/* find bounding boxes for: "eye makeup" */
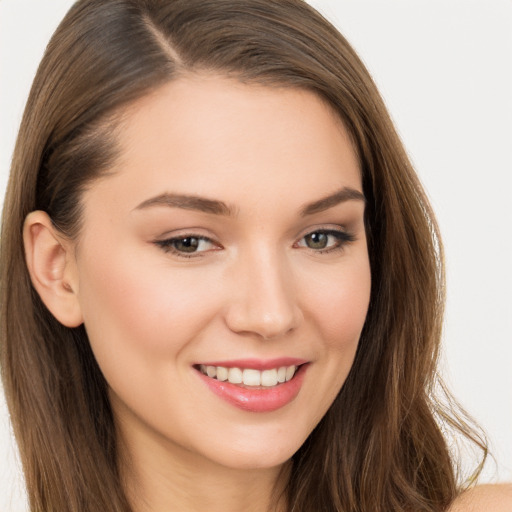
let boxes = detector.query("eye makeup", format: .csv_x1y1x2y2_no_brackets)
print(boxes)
154,234,221,258
294,228,356,254
153,226,356,259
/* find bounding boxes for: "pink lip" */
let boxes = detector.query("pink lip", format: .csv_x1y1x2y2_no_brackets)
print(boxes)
196,357,308,370
196,363,309,413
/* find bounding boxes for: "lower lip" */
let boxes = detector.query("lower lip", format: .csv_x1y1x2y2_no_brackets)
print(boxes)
196,364,308,413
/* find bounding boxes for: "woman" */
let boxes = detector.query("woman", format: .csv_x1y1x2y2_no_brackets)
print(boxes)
0,0,506,510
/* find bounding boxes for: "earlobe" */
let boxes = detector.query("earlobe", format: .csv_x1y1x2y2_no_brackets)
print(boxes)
23,211,84,328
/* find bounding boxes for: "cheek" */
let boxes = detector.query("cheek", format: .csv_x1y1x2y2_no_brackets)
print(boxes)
285,253,371,435
76,248,222,360
303,254,371,349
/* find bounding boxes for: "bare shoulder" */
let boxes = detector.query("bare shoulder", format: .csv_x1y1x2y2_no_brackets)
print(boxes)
449,484,512,512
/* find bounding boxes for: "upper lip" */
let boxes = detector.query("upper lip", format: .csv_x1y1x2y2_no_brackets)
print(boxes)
194,357,308,371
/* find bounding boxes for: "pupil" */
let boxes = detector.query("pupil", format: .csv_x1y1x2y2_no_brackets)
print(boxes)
306,232,328,249
175,237,199,253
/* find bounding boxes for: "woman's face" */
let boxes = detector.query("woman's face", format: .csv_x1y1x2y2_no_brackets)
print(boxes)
72,75,371,471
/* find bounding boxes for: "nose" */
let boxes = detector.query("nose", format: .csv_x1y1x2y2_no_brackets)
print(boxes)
224,248,303,340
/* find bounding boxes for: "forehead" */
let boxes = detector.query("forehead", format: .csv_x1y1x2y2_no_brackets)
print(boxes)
84,74,362,215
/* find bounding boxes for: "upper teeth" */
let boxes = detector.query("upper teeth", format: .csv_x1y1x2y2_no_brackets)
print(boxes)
199,365,298,387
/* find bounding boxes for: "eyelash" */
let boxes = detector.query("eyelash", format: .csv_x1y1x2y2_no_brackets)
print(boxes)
294,229,356,254
155,235,218,259
154,228,356,259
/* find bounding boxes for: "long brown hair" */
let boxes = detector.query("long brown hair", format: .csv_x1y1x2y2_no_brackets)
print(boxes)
0,1,486,511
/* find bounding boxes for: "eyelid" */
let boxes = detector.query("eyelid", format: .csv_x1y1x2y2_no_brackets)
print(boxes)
294,226,356,253
153,225,356,259
154,233,222,258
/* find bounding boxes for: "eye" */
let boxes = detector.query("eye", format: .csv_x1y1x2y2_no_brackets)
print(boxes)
295,229,355,253
155,235,218,256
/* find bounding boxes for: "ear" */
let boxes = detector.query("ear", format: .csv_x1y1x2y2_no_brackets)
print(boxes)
23,211,84,327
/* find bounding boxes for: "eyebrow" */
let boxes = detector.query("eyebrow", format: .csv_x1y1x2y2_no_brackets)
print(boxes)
134,193,235,216
133,186,365,217
300,187,365,216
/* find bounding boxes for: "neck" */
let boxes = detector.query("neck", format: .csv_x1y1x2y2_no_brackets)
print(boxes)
118,423,290,512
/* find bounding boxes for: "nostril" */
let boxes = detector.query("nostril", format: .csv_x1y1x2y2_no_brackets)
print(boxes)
224,295,303,339
223,261,303,339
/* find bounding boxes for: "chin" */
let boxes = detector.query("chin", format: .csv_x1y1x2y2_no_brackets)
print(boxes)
197,426,310,471
210,449,294,471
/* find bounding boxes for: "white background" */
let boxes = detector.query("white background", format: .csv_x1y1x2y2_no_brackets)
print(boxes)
1,1,511,510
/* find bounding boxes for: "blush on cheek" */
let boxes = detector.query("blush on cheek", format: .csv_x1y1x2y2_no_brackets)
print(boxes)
78,250,222,358
310,275,370,347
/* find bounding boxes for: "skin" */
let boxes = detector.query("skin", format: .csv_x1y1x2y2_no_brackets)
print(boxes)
450,484,512,512
22,75,511,512
25,75,371,512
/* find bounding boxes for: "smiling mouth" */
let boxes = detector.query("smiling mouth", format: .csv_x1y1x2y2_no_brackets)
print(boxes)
196,364,299,388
